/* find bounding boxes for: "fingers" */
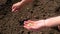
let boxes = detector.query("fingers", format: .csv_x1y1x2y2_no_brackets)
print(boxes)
24,20,32,24
24,20,34,29
12,7,16,12
23,20,40,31
12,1,24,12
12,5,18,12
24,20,34,26
12,8,18,12
12,5,16,12
24,21,28,24
24,26,30,30
24,25,39,31
24,25,34,30
24,20,33,27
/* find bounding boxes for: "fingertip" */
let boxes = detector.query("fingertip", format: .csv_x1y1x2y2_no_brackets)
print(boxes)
24,26,33,31
12,6,15,12
24,21,26,24
12,5,14,9
15,10,18,12
24,26,28,29
24,26,30,30
23,26,25,28
24,21,29,24
12,8,18,12
12,9,14,12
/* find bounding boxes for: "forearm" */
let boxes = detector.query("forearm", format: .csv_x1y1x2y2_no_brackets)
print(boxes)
22,0,33,2
45,16,60,27
21,0,33,4
18,0,32,7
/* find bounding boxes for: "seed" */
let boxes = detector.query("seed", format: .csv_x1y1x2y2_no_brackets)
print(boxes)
28,23,33,26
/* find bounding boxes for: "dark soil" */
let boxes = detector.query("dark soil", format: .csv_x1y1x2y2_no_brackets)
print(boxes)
0,0,60,34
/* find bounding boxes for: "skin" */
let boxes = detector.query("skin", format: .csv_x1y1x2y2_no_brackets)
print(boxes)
24,16,60,31
45,16,60,27
12,0,60,31
12,0,32,12
24,20,45,31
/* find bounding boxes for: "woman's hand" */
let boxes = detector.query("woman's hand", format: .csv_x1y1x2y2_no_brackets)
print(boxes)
24,20,46,31
12,0,32,12
12,1,24,12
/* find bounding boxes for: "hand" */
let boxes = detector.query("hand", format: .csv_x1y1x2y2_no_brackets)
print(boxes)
12,0,32,12
24,20,46,31
12,1,23,12
12,0,28,12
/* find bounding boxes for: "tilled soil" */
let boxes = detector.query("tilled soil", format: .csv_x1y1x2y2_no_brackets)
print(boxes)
0,0,60,34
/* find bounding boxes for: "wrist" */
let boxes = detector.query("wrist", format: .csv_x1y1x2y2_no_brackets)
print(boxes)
22,0,33,4
17,1,26,7
44,19,54,27
44,19,50,27
37,20,46,27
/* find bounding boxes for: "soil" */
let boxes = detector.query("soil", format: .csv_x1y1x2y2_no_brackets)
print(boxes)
0,0,60,34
